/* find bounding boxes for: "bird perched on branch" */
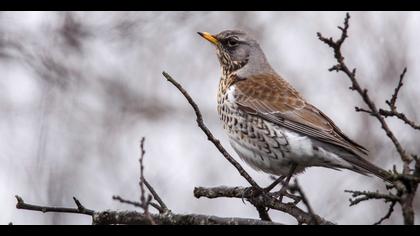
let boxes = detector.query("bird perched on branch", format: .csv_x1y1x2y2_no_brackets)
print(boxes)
198,30,391,186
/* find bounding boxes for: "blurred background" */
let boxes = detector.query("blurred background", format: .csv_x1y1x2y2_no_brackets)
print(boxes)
1,11,419,225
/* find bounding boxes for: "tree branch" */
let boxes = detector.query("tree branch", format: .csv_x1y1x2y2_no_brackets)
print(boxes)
112,195,163,213
15,195,94,216
377,68,420,130
92,210,282,225
194,186,334,225
162,71,260,189
318,12,419,225
374,201,396,225
288,180,320,225
344,190,400,206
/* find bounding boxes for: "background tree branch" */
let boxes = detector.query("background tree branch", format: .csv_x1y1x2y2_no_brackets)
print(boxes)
317,12,419,225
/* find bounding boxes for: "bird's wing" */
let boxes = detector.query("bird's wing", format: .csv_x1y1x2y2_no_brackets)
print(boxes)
232,72,368,157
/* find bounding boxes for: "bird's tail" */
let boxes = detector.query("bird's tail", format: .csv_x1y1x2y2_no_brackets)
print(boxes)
341,155,393,183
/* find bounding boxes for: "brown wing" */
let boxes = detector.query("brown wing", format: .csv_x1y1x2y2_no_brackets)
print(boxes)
232,72,368,157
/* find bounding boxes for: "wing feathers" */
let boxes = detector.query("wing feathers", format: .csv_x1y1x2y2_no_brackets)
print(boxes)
233,73,368,158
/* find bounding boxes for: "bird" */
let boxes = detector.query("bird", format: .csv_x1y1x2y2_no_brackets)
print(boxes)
197,30,391,186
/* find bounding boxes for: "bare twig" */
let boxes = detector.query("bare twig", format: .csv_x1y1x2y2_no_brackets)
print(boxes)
288,180,320,225
318,12,419,225
15,195,94,216
317,13,412,167
355,106,374,115
137,137,155,224
388,68,407,111
377,68,420,130
374,201,396,225
162,71,260,189
112,195,163,213
144,179,168,212
344,190,400,206
139,137,147,208
379,109,420,130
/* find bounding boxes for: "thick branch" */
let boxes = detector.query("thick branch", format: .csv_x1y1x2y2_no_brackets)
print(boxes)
93,210,281,225
16,194,282,225
194,186,334,225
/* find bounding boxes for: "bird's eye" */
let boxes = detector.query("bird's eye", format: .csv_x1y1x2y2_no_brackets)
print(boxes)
226,38,239,47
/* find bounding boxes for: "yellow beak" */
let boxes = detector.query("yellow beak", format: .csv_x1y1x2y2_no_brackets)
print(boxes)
197,32,219,45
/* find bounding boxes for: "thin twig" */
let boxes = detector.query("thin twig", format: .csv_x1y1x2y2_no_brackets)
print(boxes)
344,190,400,206
289,180,320,225
138,137,155,224
374,201,396,225
139,137,146,208
144,179,168,212
317,13,412,167
377,68,420,130
112,195,163,213
379,109,420,130
162,71,261,190
388,68,407,110
15,195,94,216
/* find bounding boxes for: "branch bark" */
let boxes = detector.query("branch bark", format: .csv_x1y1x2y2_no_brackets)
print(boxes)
93,210,282,225
194,186,334,225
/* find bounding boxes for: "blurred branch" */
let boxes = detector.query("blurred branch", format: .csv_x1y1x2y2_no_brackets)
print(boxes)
112,195,163,213
113,137,169,215
318,12,420,225
374,201,397,225
144,178,168,212
138,137,155,224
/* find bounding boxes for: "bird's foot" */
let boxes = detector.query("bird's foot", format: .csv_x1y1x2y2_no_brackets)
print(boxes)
272,188,301,204
241,186,265,204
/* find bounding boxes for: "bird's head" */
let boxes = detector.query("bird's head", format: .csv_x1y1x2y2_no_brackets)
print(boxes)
198,30,270,76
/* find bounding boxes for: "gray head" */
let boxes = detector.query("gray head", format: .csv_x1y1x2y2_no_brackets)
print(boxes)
198,30,273,76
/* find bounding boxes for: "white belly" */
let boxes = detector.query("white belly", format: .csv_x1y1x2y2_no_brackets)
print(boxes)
228,120,352,176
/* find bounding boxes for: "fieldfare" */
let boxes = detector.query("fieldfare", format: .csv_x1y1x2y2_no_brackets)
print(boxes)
198,30,391,184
